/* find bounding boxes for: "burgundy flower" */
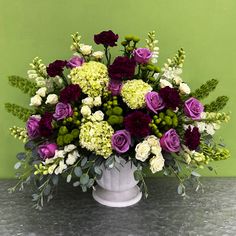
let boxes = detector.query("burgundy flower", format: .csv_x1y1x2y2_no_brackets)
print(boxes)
124,111,151,138
94,30,119,47
108,56,136,80
185,126,201,150
108,79,123,96
39,112,53,137
59,84,81,103
159,86,181,110
46,60,67,77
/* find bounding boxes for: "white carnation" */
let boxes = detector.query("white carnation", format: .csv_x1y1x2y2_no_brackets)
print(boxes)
54,160,67,175
81,105,91,117
92,51,104,59
45,94,58,105
30,94,42,107
66,150,79,165
93,96,102,106
64,144,77,153
80,44,92,55
179,83,191,94
173,76,183,85
149,154,165,173
135,141,151,162
82,97,94,107
160,79,173,88
92,110,104,121
36,87,47,97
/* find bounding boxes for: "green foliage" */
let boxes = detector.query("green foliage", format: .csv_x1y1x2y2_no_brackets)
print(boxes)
8,75,37,96
191,79,218,100
165,48,186,68
5,103,34,121
204,96,229,112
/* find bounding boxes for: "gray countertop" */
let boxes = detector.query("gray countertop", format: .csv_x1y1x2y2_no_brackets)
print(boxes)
0,178,236,236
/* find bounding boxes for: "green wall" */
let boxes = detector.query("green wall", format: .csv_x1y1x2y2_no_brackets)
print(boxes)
0,0,235,178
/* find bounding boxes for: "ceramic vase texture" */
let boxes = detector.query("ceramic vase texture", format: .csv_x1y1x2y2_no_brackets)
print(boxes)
92,159,142,207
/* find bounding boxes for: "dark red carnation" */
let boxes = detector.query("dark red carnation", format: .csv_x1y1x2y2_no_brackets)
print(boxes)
184,126,201,150
46,60,67,77
59,84,81,103
39,112,53,137
108,56,136,80
159,86,181,110
124,111,151,138
94,30,119,47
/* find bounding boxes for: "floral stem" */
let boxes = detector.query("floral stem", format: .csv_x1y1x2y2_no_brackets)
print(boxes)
60,73,68,86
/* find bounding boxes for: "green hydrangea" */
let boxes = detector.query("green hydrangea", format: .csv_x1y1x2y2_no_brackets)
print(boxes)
79,121,114,158
70,61,109,97
121,79,152,109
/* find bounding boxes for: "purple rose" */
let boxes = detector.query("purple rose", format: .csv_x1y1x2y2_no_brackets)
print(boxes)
46,60,67,77
108,79,123,96
94,30,119,47
53,103,73,120
184,97,204,120
133,48,152,64
38,143,57,160
112,130,131,154
145,91,165,113
160,129,180,152
26,116,41,139
66,56,84,69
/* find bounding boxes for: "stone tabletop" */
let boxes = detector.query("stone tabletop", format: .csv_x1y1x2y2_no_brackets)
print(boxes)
0,178,236,236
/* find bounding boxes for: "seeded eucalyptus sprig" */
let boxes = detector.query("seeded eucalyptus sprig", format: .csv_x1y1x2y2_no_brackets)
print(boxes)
204,96,229,112
8,75,37,96
5,103,34,122
191,79,218,100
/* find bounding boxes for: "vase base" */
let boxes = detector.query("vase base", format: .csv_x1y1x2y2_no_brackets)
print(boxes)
92,185,142,208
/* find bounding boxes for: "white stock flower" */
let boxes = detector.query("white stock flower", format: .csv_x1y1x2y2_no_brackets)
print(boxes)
81,105,92,117
36,87,47,97
206,124,215,135
149,154,165,173
179,83,191,94
135,141,151,162
92,51,104,59
193,152,205,162
196,122,206,133
80,44,92,55
54,160,67,175
30,94,42,106
66,150,79,165
92,110,104,121
159,79,173,88
35,77,46,87
93,96,102,106
173,76,183,85
145,135,162,155
45,94,58,105
48,164,57,175
64,144,77,153
82,97,94,107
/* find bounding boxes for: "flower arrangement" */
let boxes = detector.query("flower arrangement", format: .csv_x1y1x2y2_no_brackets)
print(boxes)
6,30,230,209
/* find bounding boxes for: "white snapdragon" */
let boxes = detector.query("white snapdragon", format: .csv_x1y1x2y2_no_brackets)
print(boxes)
82,97,94,107
36,87,47,97
45,94,58,105
159,79,173,88
92,51,104,59
27,70,38,79
135,141,151,162
179,83,191,94
80,44,92,55
30,94,42,106
149,154,165,173
93,96,102,106
81,105,92,117
35,77,46,87
92,110,104,121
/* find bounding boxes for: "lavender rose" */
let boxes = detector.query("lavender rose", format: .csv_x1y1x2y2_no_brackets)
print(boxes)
38,143,57,160
133,48,152,64
160,129,180,152
53,102,73,120
108,79,123,96
67,56,84,69
184,97,204,120
26,116,41,139
145,91,165,113
111,130,131,154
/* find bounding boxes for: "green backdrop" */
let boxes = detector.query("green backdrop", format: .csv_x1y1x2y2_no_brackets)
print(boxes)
0,0,235,178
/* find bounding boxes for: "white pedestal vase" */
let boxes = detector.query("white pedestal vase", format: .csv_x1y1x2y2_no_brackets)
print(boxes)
92,159,142,207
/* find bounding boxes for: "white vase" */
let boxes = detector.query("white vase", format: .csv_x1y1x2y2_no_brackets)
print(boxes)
92,159,142,207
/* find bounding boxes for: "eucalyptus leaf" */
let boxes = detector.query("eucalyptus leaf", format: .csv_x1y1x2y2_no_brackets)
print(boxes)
52,175,59,185
24,140,36,150
81,185,87,192
105,156,114,168
94,166,102,175
74,167,82,177
81,157,87,167
80,173,89,185
177,184,183,195
43,184,51,196
191,171,201,177
16,152,26,161
87,178,95,188
134,170,142,181
14,162,21,170
66,174,72,183
73,181,80,187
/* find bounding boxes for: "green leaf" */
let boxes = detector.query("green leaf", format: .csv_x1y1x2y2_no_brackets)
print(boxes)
74,167,82,177
66,174,72,183
87,179,95,188
52,175,59,185
134,170,142,181
14,162,21,170
43,184,51,196
105,155,114,168
73,181,80,187
16,152,26,161
94,166,102,175
80,173,89,185
81,157,87,167
81,185,87,192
